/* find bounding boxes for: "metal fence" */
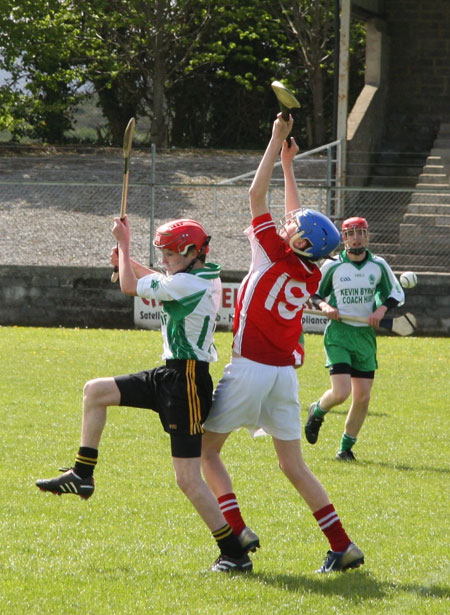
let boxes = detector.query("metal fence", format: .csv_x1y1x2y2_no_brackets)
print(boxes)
1,145,449,273
148,182,450,273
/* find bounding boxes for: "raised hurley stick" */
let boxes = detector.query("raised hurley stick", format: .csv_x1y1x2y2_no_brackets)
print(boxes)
111,117,136,283
303,309,417,337
271,80,301,145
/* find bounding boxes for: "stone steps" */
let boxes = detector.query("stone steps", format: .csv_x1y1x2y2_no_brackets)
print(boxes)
410,192,450,204
369,245,448,272
416,183,449,191
403,212,450,226
399,222,450,243
407,203,450,214
416,173,448,184
370,241,446,257
386,122,450,271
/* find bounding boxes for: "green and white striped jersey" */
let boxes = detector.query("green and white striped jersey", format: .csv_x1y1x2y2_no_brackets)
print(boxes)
317,251,404,326
137,263,221,361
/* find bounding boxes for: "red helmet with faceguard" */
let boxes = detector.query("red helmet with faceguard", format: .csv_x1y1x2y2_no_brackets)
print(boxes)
341,217,368,255
153,219,210,256
341,217,369,233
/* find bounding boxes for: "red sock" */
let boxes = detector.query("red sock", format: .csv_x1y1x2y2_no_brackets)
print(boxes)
313,504,351,552
217,492,246,535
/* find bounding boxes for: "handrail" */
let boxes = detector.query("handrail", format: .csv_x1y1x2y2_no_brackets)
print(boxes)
216,140,342,185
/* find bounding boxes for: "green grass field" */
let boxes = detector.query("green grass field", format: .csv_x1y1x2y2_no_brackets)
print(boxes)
1,327,449,615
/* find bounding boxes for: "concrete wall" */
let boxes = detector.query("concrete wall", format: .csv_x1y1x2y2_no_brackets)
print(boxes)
347,0,450,177
0,266,448,336
347,18,390,185
385,0,450,123
383,0,450,147
0,266,133,329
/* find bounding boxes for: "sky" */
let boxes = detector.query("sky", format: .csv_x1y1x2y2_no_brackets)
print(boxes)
1,67,28,88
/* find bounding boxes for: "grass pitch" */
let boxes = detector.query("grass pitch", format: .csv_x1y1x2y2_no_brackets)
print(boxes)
1,327,449,614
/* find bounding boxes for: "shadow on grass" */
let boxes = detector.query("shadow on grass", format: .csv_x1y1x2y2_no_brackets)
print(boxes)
329,409,389,418
358,459,450,474
247,569,449,601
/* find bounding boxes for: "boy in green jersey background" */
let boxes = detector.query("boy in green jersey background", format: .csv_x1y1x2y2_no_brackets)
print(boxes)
305,217,404,461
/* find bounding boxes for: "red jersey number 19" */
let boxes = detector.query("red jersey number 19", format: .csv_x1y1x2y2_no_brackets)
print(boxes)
264,274,310,320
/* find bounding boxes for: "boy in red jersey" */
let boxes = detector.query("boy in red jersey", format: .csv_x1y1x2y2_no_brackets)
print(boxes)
202,114,365,573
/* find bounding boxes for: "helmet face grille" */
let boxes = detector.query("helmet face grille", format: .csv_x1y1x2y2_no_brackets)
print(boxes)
342,217,369,247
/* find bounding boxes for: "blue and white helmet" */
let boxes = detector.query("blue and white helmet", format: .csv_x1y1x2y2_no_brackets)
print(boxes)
279,208,341,260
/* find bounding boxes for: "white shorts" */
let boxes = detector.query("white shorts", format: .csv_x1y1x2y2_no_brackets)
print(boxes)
203,356,302,440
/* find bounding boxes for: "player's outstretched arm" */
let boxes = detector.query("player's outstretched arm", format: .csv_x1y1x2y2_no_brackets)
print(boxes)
249,114,293,219
281,137,301,215
112,216,138,296
110,247,157,278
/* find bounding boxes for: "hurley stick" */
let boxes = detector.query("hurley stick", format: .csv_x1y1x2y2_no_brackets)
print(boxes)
303,309,417,336
111,117,136,283
271,80,301,146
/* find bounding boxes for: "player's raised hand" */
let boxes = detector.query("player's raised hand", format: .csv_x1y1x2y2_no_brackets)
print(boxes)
281,136,299,165
112,215,130,244
273,112,293,143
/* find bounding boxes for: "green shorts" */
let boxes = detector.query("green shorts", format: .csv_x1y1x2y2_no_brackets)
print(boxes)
324,320,378,372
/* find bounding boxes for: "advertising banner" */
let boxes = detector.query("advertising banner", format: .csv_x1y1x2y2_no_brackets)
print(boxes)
134,283,327,333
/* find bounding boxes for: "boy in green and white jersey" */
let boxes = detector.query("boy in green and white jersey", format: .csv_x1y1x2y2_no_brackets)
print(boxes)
305,217,404,461
137,258,221,362
36,216,252,573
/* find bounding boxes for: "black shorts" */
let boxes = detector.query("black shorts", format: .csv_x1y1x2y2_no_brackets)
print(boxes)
329,362,375,379
114,359,213,458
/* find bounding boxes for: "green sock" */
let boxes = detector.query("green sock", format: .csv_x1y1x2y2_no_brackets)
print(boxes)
314,402,328,419
339,433,357,453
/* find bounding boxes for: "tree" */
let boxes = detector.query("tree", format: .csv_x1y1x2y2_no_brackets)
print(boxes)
169,1,290,147
0,0,289,147
276,0,335,147
0,0,365,148
71,0,221,146
0,0,86,142
73,0,145,144
275,1,366,148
